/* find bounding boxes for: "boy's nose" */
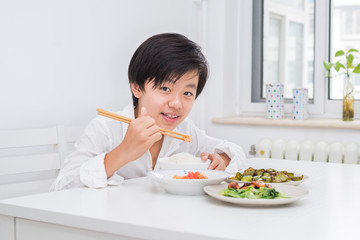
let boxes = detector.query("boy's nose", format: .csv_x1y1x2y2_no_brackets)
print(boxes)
168,95,182,109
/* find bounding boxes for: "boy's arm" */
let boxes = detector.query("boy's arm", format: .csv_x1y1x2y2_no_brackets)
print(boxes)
220,152,231,165
104,107,162,177
185,119,246,172
200,152,231,170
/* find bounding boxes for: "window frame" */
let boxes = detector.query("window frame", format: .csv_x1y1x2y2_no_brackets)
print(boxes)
241,0,335,117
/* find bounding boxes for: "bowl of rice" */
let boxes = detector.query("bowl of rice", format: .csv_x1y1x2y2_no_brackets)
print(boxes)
157,152,210,170
148,169,230,195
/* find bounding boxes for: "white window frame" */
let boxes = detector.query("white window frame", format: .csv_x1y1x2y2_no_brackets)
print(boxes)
236,0,358,118
263,2,310,99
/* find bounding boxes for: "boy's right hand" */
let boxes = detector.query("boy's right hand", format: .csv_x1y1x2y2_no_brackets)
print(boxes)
121,107,162,161
105,107,162,177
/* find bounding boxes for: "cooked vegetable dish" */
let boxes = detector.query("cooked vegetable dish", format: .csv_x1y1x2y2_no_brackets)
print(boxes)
230,167,304,183
220,181,288,199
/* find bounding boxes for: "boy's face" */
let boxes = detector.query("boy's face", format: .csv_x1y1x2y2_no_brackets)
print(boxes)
132,71,199,130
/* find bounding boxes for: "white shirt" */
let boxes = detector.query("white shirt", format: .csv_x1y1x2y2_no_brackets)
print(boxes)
51,103,246,191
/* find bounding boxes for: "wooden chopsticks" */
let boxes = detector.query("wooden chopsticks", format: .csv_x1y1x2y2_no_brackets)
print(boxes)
97,108,192,142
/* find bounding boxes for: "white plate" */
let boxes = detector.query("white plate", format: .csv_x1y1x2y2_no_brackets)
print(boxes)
226,172,309,186
204,183,308,206
148,169,230,195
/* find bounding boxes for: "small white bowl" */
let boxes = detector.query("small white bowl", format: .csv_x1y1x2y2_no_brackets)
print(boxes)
157,157,210,170
148,169,230,195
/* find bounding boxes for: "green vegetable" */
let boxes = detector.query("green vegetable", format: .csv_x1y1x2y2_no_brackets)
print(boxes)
273,172,289,183
252,175,262,181
291,175,304,181
219,188,244,198
286,172,294,178
243,167,256,176
230,172,242,180
240,175,253,182
232,167,304,183
262,175,271,183
257,187,279,199
221,186,288,199
255,169,265,176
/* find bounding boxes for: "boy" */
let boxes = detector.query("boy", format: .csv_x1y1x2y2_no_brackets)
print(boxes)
51,33,245,191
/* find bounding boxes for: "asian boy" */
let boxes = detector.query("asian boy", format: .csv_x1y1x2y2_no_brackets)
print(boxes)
51,33,245,190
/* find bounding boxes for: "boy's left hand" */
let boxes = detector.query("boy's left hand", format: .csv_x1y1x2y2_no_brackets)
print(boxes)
200,152,231,170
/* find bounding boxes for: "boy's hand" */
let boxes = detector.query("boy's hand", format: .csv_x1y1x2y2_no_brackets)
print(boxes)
104,107,162,177
122,107,162,161
200,152,231,170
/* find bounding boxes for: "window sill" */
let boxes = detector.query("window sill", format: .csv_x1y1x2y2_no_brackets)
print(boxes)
212,116,360,130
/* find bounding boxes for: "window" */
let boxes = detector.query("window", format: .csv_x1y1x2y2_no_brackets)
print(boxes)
330,0,360,100
253,0,315,102
250,0,359,117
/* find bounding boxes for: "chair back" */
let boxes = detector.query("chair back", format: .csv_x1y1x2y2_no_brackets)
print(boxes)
0,126,67,199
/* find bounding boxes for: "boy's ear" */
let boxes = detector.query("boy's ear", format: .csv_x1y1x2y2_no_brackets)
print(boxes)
130,83,142,98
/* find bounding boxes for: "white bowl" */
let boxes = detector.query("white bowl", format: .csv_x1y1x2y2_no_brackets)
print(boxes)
157,157,210,170
148,169,230,195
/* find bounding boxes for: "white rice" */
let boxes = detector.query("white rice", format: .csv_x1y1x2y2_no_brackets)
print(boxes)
168,152,200,164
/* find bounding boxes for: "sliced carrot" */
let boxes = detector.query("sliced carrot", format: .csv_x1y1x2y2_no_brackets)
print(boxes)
252,180,266,188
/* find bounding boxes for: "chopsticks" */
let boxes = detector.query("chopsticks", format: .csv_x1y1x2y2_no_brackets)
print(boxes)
97,108,192,142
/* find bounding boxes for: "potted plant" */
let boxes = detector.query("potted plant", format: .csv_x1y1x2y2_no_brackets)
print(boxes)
323,49,360,121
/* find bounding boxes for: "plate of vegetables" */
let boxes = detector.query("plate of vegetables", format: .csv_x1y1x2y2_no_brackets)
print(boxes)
204,181,308,206
227,167,308,186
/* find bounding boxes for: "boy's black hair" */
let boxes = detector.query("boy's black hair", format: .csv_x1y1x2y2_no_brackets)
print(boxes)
128,33,209,108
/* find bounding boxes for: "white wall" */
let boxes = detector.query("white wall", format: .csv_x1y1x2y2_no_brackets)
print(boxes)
1,0,358,155
0,0,200,129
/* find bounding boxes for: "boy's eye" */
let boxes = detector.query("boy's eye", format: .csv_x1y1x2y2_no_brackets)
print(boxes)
184,92,194,97
160,87,170,92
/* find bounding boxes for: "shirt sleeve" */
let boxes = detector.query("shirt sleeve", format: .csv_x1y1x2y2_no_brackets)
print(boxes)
50,118,123,191
214,141,246,173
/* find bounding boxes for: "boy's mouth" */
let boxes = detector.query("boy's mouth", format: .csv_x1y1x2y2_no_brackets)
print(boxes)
161,113,180,121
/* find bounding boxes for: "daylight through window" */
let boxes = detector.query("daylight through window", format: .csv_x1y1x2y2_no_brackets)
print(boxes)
262,0,315,100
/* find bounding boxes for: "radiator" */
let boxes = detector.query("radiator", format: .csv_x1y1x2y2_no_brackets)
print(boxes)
254,138,360,164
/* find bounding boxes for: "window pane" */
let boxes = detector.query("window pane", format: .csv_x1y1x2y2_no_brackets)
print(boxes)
330,0,360,100
287,21,304,97
262,17,281,97
272,0,305,9
356,10,360,33
262,0,315,100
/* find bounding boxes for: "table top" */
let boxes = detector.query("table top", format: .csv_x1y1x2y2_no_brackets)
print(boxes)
0,158,359,240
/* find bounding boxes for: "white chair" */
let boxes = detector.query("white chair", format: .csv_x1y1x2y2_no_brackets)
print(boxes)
0,126,67,199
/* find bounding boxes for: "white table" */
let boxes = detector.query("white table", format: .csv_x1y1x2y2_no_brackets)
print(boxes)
0,158,359,240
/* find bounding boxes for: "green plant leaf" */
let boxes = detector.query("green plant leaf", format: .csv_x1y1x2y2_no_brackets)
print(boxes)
347,54,354,68
347,48,359,54
353,64,360,73
323,61,333,71
335,50,345,57
334,62,345,72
